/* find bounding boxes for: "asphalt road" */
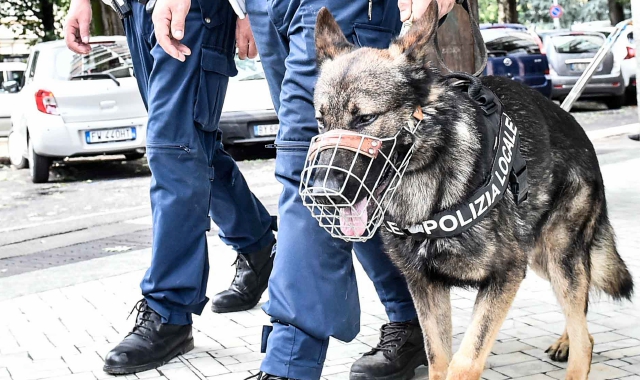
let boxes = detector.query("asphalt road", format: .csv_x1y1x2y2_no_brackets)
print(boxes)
0,102,638,276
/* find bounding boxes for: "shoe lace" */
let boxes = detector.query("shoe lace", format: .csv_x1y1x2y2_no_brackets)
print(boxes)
125,299,156,342
231,255,255,281
368,321,412,354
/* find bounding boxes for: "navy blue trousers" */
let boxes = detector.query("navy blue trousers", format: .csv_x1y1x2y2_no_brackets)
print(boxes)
246,0,417,378
123,0,275,325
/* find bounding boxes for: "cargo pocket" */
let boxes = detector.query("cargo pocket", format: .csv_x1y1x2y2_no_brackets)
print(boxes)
194,46,238,132
352,23,395,49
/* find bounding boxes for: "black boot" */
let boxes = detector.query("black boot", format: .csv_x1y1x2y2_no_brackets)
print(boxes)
350,319,427,380
211,239,276,313
103,299,194,375
629,134,640,141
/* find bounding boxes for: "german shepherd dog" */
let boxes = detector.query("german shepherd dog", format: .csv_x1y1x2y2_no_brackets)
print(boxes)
310,3,633,379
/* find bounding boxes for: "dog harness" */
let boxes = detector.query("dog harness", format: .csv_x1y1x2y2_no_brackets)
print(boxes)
383,73,529,240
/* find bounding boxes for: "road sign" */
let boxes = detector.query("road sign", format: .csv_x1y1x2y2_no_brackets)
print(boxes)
550,5,564,19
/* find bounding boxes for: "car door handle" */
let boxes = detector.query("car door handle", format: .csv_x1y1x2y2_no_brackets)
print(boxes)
100,100,116,109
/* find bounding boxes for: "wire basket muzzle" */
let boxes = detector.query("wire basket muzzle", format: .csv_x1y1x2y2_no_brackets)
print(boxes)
299,129,414,242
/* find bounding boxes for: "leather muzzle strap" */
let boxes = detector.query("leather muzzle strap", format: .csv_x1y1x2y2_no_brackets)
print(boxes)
308,130,383,161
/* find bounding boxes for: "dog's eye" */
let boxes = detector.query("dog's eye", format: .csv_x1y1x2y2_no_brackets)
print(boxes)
354,114,377,127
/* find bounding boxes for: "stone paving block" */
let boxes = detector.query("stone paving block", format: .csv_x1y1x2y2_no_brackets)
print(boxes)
490,340,536,355
593,332,630,345
223,360,262,372
321,364,351,376
500,325,553,340
621,364,640,375
623,356,640,365
209,347,252,358
48,373,97,380
511,375,555,380
604,359,632,367
492,360,560,378
135,369,162,379
518,335,561,350
206,371,253,380
182,351,212,360
215,357,239,366
11,367,72,380
618,326,640,340
188,357,229,377
596,339,640,355
159,367,200,380
547,363,631,379
322,372,349,380
0,368,10,380
62,353,104,374
232,352,264,363
481,368,508,380
486,352,538,368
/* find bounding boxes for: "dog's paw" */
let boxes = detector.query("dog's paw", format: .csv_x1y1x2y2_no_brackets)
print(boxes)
545,336,570,362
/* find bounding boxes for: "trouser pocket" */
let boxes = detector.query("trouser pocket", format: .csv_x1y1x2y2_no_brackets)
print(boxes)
194,46,238,132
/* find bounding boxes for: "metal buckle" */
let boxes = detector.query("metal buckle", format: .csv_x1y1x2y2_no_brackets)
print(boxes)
509,166,529,205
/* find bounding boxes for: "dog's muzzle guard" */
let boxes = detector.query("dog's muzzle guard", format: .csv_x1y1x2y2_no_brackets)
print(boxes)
299,108,424,242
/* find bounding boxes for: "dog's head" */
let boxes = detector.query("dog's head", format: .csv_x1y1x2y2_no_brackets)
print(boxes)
307,2,456,237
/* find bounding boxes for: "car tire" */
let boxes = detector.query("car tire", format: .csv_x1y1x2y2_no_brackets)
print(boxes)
124,152,145,160
8,131,28,169
605,95,624,110
28,137,50,183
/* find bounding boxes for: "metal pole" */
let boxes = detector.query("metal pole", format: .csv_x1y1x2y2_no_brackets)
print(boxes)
560,20,632,112
552,0,560,29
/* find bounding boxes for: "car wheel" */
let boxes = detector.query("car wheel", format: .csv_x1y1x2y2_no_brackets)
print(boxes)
604,95,624,110
28,137,51,183
8,131,28,169
124,152,145,160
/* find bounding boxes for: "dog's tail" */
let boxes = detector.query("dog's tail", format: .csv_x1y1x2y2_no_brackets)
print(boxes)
590,218,633,300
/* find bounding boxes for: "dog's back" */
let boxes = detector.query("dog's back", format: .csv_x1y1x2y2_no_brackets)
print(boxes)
483,75,633,301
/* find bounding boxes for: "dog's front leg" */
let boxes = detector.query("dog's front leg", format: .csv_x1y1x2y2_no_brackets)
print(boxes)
446,276,523,380
406,275,452,380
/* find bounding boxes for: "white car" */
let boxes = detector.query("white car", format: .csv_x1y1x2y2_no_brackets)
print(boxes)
8,37,147,183
0,61,27,137
571,23,636,101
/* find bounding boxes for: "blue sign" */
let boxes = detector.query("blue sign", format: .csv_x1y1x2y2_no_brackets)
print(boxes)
549,5,563,18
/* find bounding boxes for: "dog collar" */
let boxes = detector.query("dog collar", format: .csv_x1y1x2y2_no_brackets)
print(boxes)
383,82,528,240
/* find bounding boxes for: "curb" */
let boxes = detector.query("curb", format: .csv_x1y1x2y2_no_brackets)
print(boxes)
586,123,639,141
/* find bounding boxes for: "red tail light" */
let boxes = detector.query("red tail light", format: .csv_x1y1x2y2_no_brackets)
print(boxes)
35,90,58,115
625,46,636,59
544,68,550,75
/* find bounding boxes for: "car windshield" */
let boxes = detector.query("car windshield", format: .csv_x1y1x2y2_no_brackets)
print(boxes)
53,41,134,80
232,56,266,81
551,34,603,54
0,70,25,93
482,30,541,55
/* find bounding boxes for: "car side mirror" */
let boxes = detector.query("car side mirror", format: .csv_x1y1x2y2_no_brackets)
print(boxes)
2,80,19,93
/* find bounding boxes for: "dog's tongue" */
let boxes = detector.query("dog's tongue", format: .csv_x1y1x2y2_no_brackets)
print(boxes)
339,198,368,237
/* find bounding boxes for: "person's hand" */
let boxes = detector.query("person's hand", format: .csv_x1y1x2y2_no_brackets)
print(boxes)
64,0,92,54
399,0,456,22
152,0,192,62
236,16,258,60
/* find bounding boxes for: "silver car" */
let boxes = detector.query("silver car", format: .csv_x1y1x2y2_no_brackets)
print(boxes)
543,31,626,109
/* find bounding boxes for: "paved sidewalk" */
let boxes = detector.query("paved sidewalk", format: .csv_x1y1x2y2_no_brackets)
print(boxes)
1,135,639,380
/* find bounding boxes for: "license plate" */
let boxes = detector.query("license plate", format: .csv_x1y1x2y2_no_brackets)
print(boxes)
253,124,279,137
85,127,136,144
569,63,602,72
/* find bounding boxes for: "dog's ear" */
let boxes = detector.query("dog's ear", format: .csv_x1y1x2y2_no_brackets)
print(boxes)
315,7,355,66
390,1,439,62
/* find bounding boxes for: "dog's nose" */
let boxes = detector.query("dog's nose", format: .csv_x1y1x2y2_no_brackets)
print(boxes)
311,171,347,205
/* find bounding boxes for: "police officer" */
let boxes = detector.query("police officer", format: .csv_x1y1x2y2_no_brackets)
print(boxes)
243,0,454,379
65,0,277,374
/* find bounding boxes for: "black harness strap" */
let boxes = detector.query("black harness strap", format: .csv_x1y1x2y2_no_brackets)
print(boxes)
383,75,528,240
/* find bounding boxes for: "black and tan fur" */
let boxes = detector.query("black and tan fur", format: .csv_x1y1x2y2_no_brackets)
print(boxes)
312,3,633,380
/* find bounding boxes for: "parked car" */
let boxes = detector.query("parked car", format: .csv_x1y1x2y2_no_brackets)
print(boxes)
8,37,147,183
481,28,552,98
219,56,279,146
0,61,27,137
571,25,635,102
542,31,625,109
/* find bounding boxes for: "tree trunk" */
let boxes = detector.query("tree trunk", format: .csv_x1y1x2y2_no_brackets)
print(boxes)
100,2,125,35
39,0,56,41
608,0,625,26
498,0,517,23
92,1,106,35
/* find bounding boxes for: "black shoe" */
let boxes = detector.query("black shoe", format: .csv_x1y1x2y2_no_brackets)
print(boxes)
629,134,640,141
211,239,276,313
103,299,194,375
350,319,427,380
246,372,292,380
